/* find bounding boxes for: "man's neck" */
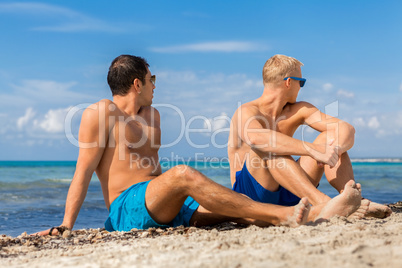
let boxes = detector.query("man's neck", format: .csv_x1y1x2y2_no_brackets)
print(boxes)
257,86,289,119
112,93,142,116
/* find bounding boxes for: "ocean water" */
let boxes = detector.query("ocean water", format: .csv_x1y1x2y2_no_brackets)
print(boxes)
0,159,401,237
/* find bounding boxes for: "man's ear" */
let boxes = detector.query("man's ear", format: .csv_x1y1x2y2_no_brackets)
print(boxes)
133,78,142,92
284,78,291,89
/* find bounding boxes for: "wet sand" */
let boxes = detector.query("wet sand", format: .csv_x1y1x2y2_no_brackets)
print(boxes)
1,202,401,268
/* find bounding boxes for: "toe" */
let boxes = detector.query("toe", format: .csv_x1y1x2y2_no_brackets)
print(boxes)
355,183,362,190
345,180,355,188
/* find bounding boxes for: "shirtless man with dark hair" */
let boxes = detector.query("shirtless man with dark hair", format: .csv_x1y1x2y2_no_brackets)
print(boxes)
35,55,315,236
228,54,391,221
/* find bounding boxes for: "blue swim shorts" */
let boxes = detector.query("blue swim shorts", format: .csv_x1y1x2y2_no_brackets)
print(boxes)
105,180,200,232
232,164,301,206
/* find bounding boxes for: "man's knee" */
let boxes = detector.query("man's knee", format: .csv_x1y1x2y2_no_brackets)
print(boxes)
264,155,294,170
170,165,202,185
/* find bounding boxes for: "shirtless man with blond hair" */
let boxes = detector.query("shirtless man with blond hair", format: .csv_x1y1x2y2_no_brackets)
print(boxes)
35,55,313,236
228,54,391,221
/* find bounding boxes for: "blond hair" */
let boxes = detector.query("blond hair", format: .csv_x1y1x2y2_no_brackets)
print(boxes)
262,55,303,85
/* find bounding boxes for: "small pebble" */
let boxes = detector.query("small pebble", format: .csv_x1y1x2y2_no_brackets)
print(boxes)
62,230,72,239
140,232,149,238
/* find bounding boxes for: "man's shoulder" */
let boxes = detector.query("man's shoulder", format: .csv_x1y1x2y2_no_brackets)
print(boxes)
85,99,115,114
140,105,159,114
85,99,112,109
235,101,260,116
80,99,116,124
139,105,160,118
286,101,316,112
283,101,319,121
137,106,161,126
288,101,314,107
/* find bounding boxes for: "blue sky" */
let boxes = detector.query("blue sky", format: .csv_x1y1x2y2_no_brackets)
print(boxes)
0,0,401,160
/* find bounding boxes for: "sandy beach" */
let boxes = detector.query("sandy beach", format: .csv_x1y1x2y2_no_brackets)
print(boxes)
1,202,401,268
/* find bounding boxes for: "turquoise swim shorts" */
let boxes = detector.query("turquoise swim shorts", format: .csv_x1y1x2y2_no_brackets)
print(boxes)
104,180,200,231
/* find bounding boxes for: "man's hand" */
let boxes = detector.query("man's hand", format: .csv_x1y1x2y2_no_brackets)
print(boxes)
306,139,340,168
31,228,54,236
31,226,68,236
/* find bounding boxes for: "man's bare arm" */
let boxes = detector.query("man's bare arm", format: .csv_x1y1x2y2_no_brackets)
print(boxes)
302,102,355,154
34,101,110,235
238,105,339,167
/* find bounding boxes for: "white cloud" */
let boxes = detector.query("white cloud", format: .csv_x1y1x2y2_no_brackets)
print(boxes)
370,113,402,138
15,106,73,135
150,41,269,53
323,83,334,92
203,112,230,133
17,108,36,130
9,79,95,105
16,79,77,92
399,82,402,92
367,116,380,129
35,107,73,133
351,113,402,140
337,89,355,99
353,117,365,127
0,2,121,33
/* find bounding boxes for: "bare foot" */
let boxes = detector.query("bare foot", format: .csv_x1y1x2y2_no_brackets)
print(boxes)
363,199,392,218
348,199,370,220
315,180,361,221
280,197,311,227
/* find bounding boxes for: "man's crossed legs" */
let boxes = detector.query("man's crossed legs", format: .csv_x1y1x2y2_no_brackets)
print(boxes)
260,132,392,221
